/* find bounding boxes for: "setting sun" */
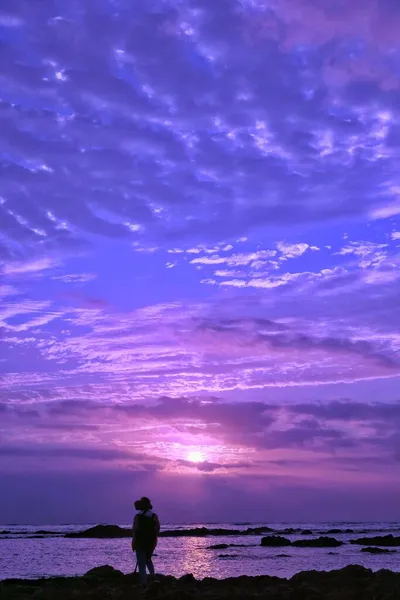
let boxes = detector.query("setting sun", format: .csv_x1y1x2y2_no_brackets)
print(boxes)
187,451,204,463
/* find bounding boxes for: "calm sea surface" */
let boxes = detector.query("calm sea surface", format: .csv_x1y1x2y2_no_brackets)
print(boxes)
1,522,399,581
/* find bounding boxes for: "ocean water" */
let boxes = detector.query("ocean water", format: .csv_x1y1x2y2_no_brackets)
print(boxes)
0,522,399,581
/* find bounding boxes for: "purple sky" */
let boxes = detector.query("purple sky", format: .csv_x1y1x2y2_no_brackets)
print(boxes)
1,0,400,524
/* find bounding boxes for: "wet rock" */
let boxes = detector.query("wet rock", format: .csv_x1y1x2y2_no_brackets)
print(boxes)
179,574,196,583
245,526,274,534
351,535,400,547
292,536,343,548
361,547,396,554
66,524,131,538
160,527,210,537
301,529,313,535
207,543,250,550
84,565,124,578
261,535,291,546
319,528,354,535
327,529,342,534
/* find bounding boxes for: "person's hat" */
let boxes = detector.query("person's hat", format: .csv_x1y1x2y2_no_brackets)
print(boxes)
134,496,152,511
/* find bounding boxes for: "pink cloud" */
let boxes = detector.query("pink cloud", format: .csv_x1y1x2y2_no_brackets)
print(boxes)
274,0,400,49
244,0,400,89
2,257,56,276
2,397,400,489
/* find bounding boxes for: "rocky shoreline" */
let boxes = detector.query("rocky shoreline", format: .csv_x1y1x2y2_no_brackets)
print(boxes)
1,565,400,599
61,525,400,546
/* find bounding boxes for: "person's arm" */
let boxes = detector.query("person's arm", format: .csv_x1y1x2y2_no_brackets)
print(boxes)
131,514,138,550
154,513,160,534
132,514,138,535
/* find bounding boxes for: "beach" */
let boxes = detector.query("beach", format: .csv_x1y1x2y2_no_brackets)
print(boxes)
2,564,400,600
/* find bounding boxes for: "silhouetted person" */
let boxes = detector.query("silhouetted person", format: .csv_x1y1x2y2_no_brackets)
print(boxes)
132,496,160,585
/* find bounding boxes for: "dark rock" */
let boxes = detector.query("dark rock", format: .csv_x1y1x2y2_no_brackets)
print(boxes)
66,525,131,538
327,529,342,534
292,536,343,548
202,577,218,585
318,528,354,535
218,554,238,559
207,543,252,550
276,553,290,558
334,564,374,580
84,565,124,578
361,547,396,554
245,526,274,534
351,535,400,547
160,527,210,537
179,574,196,583
301,529,313,535
261,535,291,547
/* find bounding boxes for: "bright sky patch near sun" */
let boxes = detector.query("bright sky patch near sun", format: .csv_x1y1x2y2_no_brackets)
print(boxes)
0,0,400,522
187,451,205,464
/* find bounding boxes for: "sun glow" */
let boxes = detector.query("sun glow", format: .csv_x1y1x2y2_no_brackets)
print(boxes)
187,450,204,463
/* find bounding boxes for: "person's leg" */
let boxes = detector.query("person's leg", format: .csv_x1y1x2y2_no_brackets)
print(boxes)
146,551,155,576
135,549,147,585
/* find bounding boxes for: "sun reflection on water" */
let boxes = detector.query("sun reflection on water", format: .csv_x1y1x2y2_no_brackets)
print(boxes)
174,537,215,579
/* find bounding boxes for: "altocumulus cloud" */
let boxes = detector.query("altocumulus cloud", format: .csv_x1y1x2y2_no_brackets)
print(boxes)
1,0,400,261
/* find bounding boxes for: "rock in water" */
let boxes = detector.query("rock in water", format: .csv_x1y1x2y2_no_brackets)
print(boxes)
66,524,131,538
361,547,396,554
351,535,400,547
327,529,342,534
260,535,291,546
292,536,343,548
207,543,252,550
